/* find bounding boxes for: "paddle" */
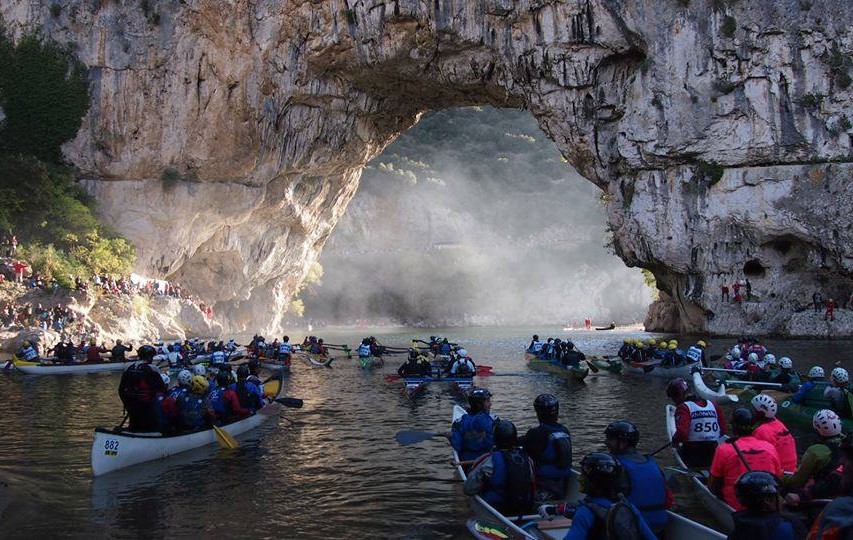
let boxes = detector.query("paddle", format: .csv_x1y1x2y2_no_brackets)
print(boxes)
702,367,747,375
649,441,672,456
385,374,402,382
585,359,600,373
395,430,446,445
213,425,239,449
723,380,784,388
274,397,304,408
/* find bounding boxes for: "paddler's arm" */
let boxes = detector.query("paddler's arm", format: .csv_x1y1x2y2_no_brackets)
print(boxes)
462,455,493,496
783,446,824,491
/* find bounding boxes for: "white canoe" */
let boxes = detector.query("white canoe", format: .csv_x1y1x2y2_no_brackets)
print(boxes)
454,405,725,539
298,352,335,367
259,359,292,372
13,358,134,375
623,360,698,379
692,371,739,404
665,404,734,533
91,375,286,476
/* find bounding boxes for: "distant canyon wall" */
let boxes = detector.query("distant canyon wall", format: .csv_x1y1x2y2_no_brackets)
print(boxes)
1,0,851,335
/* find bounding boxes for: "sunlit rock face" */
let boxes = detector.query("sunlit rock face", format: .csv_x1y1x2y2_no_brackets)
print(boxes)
2,1,851,334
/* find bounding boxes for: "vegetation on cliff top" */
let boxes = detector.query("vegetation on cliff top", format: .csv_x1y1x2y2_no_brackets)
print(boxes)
0,25,136,287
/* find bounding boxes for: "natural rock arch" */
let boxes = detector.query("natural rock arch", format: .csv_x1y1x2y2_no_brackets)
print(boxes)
2,0,852,335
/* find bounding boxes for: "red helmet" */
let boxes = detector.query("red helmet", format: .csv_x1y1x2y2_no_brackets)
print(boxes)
666,378,690,402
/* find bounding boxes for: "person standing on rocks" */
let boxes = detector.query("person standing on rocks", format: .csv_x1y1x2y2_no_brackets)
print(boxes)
813,291,823,313
721,284,729,302
825,298,837,321
745,278,752,300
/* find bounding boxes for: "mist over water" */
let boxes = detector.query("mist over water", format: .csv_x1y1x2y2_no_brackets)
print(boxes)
304,107,652,326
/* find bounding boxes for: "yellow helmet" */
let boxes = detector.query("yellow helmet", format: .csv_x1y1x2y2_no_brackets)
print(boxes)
670,340,678,347
646,339,656,346
191,375,209,394
636,342,645,349
668,342,678,350
657,340,667,348
697,340,707,348
623,338,632,344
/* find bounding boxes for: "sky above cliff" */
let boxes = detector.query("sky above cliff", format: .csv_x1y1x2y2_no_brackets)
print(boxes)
303,107,652,326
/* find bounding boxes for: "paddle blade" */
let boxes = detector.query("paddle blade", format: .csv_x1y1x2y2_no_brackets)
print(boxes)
275,397,304,408
213,425,239,449
385,375,402,382
395,430,440,446
585,359,600,373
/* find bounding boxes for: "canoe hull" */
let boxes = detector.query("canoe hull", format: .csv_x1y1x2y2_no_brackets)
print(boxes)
588,357,623,374
15,360,134,375
525,355,589,381
623,362,697,379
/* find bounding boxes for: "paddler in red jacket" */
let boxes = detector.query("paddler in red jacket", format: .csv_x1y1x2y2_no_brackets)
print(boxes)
667,378,727,468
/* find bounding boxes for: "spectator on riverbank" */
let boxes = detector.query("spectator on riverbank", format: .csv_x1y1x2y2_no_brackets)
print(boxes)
13,260,26,283
825,298,837,322
745,278,752,300
721,284,729,302
813,291,823,313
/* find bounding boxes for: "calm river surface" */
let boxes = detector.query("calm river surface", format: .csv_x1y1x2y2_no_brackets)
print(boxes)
1,326,851,538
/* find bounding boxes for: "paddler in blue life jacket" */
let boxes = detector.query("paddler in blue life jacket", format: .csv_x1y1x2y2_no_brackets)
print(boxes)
177,375,215,431
278,335,293,366
728,471,806,540
357,338,372,358
791,366,829,406
154,373,180,433
685,340,707,367
209,344,227,366
171,369,192,401
604,420,671,534
528,335,543,354
439,338,452,356
209,370,251,422
463,420,536,515
234,364,263,412
16,340,40,361
449,388,496,463
617,338,634,360
448,349,475,376
522,394,573,501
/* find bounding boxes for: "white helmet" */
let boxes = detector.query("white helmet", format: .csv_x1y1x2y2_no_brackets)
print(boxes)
764,354,776,365
831,367,849,386
748,352,759,363
751,394,778,419
177,369,192,386
193,364,206,377
160,373,171,386
731,346,741,358
779,357,793,369
808,366,825,379
813,409,842,438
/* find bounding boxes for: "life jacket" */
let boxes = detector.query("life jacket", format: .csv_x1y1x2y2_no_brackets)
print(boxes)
357,344,371,357
482,449,534,515
452,358,475,375
121,362,157,404
685,400,721,442
235,380,261,410
685,346,703,363
810,441,842,497
155,395,178,432
617,454,669,532
168,386,188,401
534,424,573,480
753,418,798,472
279,342,292,354
21,346,38,361
582,496,646,540
209,387,228,416
179,393,207,430
167,352,181,367
454,412,495,461
729,511,797,540
808,496,853,540
211,350,226,364
439,343,452,355
531,341,543,353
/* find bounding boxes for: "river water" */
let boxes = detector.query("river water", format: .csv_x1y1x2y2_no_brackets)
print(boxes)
1,326,851,538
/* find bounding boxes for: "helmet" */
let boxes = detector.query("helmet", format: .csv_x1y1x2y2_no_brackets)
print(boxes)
750,394,778,419
697,340,707,348
731,346,741,357
646,338,656,346
193,364,206,377
604,420,640,447
735,471,781,509
532,335,539,341
666,378,690,402
580,452,622,493
764,354,776,366
236,365,250,379
494,420,518,449
216,370,231,387
808,366,825,379
813,409,843,437
191,375,209,394
534,394,559,421
747,352,759,363
636,342,645,349
565,341,574,350
177,369,192,386
160,373,171,386
731,408,755,434
779,357,793,369
468,388,492,410
138,344,156,361
668,342,677,350
831,367,849,386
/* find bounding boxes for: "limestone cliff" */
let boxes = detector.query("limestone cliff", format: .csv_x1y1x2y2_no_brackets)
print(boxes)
1,0,851,335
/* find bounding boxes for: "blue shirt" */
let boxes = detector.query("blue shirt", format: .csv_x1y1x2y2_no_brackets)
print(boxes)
563,496,657,540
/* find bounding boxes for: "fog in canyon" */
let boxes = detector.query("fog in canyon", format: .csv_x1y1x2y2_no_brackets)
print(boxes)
302,107,653,327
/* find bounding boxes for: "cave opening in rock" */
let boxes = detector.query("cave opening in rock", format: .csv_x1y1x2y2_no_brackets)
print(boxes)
299,107,653,327
743,259,766,278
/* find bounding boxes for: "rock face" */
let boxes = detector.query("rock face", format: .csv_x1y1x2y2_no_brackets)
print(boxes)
1,0,851,335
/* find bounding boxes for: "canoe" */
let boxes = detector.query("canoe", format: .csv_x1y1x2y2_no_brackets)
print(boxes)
665,404,734,533
296,352,334,367
455,405,725,539
623,359,698,379
449,377,474,399
90,372,286,476
594,325,615,331
258,359,292,372
13,356,135,375
187,346,247,365
524,354,589,382
587,356,623,374
777,395,853,433
692,371,739,404
358,355,383,369
403,378,428,399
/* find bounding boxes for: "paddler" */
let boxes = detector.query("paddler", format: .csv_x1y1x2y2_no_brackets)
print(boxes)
824,367,853,419
448,388,495,463
561,341,585,368
791,366,830,407
808,435,853,538
177,375,215,431
118,344,166,432
750,394,798,473
463,420,536,515
277,335,293,366
604,420,671,534
667,377,727,468
111,339,133,362
783,409,846,504
522,394,573,501
527,334,543,354
685,340,707,367
771,357,801,391
728,471,806,540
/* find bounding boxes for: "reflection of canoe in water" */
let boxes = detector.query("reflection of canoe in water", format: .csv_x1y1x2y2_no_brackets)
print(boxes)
90,373,286,476
358,355,383,369
13,356,134,375
665,404,734,533
524,354,589,382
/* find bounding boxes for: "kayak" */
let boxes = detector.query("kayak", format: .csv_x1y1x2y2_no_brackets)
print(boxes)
12,356,135,375
587,356,623,374
623,359,698,379
524,354,589,382
358,355,383,369
665,404,734,533
90,372,286,476
455,404,725,539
